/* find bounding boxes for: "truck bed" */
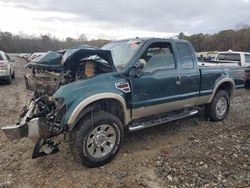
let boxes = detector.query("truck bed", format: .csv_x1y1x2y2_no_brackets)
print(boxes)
199,65,245,100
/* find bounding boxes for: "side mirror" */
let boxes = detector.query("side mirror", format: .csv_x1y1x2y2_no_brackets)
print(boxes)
129,59,145,78
11,59,15,62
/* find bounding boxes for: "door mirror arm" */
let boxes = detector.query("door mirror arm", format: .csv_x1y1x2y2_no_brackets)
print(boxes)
129,60,145,78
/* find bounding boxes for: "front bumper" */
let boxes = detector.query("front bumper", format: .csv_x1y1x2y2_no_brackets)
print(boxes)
1,124,28,140
1,118,51,142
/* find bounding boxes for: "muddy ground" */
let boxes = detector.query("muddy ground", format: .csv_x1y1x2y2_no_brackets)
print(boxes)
0,57,249,188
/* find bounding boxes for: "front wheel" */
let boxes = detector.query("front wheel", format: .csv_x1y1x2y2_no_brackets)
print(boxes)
205,90,230,122
69,111,124,167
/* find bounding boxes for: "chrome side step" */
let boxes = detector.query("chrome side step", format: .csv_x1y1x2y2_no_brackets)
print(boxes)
129,109,199,132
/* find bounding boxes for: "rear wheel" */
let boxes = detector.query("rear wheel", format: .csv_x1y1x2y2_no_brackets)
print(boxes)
11,69,15,79
69,111,124,167
6,73,11,84
205,90,230,122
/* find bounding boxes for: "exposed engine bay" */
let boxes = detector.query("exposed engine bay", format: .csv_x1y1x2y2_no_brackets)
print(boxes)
2,46,116,158
25,57,114,96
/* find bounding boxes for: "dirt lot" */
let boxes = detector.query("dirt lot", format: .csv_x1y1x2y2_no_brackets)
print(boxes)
0,57,249,188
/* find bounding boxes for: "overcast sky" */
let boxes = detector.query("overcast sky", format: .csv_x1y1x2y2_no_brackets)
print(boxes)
0,0,250,40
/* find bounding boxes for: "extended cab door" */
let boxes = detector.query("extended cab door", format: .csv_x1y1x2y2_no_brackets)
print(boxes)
175,42,200,107
130,42,181,119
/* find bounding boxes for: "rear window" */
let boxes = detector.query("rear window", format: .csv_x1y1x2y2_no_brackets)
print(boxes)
217,53,241,62
245,54,250,63
0,54,3,61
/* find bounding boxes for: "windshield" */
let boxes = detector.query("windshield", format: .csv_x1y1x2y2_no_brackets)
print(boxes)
101,40,143,70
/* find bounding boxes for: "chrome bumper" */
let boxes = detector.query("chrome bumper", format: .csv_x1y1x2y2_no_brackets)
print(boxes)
1,124,28,140
1,118,50,142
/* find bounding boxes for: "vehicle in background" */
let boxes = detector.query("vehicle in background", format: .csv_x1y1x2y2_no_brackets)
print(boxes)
0,50,15,84
27,52,46,62
18,53,31,59
214,50,250,66
196,51,219,62
199,50,250,86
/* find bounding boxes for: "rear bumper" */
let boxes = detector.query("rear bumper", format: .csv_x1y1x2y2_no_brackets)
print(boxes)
0,69,10,77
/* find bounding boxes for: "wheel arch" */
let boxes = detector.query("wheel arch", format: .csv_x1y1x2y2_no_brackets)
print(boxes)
67,93,130,130
208,78,235,103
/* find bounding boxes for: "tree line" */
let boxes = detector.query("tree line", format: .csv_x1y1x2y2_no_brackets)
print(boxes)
0,32,110,53
0,28,250,53
178,27,250,52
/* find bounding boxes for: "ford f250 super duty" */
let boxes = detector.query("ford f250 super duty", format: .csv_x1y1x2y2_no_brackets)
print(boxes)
2,38,245,167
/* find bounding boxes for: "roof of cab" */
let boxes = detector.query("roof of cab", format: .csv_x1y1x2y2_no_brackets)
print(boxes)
113,37,188,44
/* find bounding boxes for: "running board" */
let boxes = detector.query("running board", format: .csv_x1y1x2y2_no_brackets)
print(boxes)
129,109,199,132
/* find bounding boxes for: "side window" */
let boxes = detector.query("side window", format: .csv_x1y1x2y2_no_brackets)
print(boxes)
245,54,250,63
142,42,176,72
177,43,194,69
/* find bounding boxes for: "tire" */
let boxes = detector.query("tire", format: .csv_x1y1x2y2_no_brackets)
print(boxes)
245,81,250,89
69,111,124,168
205,90,230,122
11,70,15,79
6,74,11,84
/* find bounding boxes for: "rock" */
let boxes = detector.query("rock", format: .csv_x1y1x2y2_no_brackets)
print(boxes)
224,171,230,177
203,164,208,168
233,154,238,158
162,163,172,173
156,161,162,167
167,175,173,181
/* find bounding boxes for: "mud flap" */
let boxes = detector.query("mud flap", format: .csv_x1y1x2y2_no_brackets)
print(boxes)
32,139,60,159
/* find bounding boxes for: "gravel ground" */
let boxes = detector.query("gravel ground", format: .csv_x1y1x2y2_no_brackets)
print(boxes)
0,57,249,188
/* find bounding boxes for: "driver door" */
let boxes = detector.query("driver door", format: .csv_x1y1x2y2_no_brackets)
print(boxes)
130,42,180,119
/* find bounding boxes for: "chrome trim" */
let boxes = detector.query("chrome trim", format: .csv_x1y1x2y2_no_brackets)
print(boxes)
129,110,199,131
1,124,28,140
115,81,131,93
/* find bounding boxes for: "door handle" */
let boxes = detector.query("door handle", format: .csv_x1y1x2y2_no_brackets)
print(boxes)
176,75,182,85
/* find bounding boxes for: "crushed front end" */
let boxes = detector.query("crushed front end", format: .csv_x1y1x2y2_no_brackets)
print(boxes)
1,95,67,158
1,45,116,159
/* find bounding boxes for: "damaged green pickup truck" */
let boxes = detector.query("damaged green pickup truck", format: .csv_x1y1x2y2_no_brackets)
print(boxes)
2,38,246,167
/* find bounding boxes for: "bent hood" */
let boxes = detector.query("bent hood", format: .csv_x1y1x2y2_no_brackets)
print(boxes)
62,45,116,71
26,51,64,72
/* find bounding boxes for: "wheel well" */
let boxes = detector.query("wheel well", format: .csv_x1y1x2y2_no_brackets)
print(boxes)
72,99,125,130
217,82,234,97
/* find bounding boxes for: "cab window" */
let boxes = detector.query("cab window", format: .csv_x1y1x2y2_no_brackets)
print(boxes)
141,42,176,72
245,54,250,63
177,43,194,69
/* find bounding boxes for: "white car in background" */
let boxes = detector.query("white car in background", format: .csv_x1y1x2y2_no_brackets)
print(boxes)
199,50,250,85
0,50,15,84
